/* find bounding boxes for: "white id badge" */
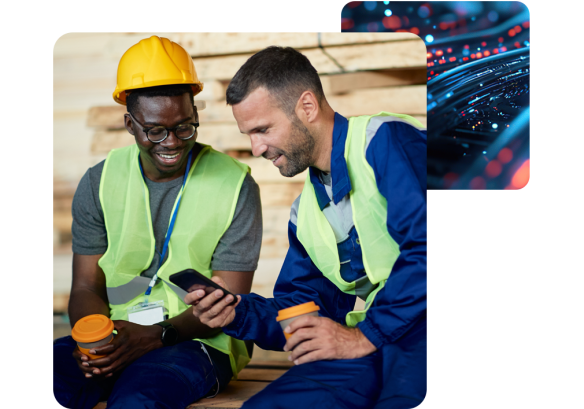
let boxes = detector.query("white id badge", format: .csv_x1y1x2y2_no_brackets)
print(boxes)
127,300,165,325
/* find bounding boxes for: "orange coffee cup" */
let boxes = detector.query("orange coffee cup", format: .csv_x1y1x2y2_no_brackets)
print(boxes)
71,314,115,360
276,301,320,340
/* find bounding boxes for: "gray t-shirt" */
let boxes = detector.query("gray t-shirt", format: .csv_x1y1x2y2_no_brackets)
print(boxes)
71,151,262,276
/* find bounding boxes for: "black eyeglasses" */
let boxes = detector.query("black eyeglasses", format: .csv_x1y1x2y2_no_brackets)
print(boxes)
128,112,199,144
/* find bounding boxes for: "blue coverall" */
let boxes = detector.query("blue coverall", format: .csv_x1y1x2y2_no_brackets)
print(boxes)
223,113,427,409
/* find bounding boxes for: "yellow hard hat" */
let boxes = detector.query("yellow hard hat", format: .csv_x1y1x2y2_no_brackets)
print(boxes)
113,36,204,105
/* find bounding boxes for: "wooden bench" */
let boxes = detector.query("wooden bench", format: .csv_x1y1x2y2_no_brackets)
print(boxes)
92,360,293,409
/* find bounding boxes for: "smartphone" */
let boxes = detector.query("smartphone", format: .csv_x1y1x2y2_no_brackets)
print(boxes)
169,269,238,306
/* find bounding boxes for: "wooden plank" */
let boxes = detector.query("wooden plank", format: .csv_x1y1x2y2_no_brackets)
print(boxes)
54,210,73,233
328,85,427,117
87,106,126,129
236,368,288,382
320,32,420,46
187,381,268,409
55,33,419,60
91,130,134,154
175,33,319,57
325,40,426,72
321,68,427,95
260,235,289,259
247,360,294,369
54,293,70,314
258,183,304,207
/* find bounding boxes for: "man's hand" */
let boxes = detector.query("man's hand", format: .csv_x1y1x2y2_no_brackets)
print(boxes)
184,276,241,328
75,320,163,378
283,316,377,365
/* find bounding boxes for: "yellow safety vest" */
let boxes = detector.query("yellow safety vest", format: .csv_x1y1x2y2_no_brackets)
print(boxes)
297,112,424,327
98,143,250,376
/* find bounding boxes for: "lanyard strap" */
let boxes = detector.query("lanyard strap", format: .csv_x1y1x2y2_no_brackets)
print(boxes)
139,149,194,302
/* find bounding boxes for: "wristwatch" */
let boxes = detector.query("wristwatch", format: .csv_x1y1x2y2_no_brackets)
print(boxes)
154,321,179,347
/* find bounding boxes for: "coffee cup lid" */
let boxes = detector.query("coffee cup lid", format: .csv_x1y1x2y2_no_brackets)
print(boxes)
276,301,320,322
71,314,114,343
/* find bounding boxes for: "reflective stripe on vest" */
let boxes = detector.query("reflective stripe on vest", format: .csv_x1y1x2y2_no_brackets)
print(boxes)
297,112,424,327
98,144,250,376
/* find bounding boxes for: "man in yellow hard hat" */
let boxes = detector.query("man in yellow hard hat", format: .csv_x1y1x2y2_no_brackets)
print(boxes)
53,36,262,409
185,46,426,408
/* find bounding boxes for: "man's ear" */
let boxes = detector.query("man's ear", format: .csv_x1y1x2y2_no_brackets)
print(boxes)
124,113,135,135
295,91,319,124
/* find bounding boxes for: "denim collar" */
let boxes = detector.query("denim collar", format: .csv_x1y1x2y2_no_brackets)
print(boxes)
308,113,352,210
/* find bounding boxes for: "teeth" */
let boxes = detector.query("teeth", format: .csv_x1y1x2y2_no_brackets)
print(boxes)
158,153,179,159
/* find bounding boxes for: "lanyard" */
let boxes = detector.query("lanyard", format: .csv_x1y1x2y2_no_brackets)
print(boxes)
139,149,193,303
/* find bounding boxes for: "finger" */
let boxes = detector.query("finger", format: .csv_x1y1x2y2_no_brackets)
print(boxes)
207,291,237,316
91,342,116,355
293,350,325,365
194,290,224,313
285,315,321,334
184,289,206,305
284,328,316,352
207,305,236,328
288,340,319,362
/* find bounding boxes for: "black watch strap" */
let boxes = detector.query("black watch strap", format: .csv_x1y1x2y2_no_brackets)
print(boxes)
154,322,179,347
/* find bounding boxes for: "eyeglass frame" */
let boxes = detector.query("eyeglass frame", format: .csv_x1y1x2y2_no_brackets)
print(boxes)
127,111,200,144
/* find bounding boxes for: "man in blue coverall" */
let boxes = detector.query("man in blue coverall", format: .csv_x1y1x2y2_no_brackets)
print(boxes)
185,46,426,409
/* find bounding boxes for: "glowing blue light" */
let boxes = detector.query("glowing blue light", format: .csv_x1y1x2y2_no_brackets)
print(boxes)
482,151,487,154
462,49,470,56
428,101,437,110
425,34,434,43
524,41,530,47
462,143,470,148
364,1,377,11
480,83,483,87
385,9,392,16
418,5,430,18
446,92,453,98
383,0,390,4
487,11,499,22
492,123,498,129
428,93,433,100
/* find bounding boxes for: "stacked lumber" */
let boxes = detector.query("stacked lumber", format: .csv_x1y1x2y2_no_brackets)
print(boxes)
79,32,426,260
54,33,427,310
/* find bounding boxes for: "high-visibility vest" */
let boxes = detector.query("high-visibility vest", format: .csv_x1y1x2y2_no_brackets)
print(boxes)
98,143,250,376
297,112,424,327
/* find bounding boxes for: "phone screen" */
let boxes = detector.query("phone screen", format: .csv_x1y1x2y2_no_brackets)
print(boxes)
169,269,237,305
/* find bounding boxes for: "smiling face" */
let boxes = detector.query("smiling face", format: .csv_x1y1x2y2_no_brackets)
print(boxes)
232,87,315,177
124,93,198,182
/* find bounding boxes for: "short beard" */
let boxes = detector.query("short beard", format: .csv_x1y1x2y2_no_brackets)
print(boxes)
279,118,315,177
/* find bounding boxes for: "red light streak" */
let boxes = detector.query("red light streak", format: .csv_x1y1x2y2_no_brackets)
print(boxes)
481,41,487,47
463,57,469,61
436,50,443,56
493,48,499,54
447,48,452,53
498,37,504,43
484,50,491,57
508,29,516,37
522,21,530,29
510,160,530,189
514,25,522,33
476,52,483,58
410,27,420,35
382,16,402,30
485,160,502,178
341,18,354,30
427,52,433,59
500,46,507,52
449,57,456,62
497,148,513,164
514,41,521,48
469,176,486,189
471,53,476,59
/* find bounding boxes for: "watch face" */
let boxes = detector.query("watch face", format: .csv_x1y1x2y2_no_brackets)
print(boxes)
162,326,179,346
